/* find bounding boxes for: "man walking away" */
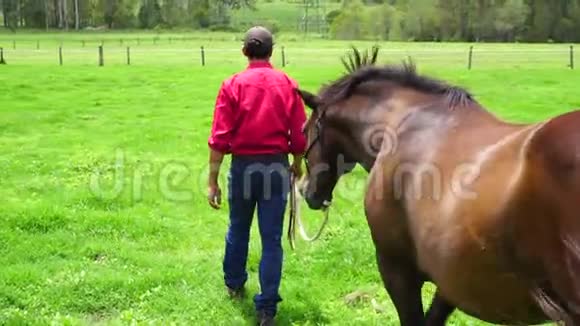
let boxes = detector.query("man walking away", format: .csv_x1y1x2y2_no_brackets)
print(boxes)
206,26,307,326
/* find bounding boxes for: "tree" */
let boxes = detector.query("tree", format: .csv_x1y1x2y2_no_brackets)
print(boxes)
138,0,161,28
525,0,555,41
45,0,49,29
554,0,580,41
494,0,529,41
216,0,255,10
63,0,68,30
388,8,404,40
2,0,19,29
401,0,439,41
367,3,395,40
101,0,137,28
325,9,341,26
56,0,62,28
189,0,209,28
331,0,370,39
161,0,187,27
0,0,578,43
471,0,497,41
74,0,79,29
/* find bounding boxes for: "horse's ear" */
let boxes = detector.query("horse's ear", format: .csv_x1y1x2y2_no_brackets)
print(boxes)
296,88,320,111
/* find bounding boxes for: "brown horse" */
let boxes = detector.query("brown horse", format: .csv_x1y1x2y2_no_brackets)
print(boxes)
296,46,580,325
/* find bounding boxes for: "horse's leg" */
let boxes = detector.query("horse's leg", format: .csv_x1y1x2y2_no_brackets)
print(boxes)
376,250,425,326
425,290,455,326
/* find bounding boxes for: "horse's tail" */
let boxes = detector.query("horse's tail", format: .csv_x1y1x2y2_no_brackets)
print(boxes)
525,111,580,324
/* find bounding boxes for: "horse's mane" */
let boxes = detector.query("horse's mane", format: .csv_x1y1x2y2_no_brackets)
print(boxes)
319,46,475,108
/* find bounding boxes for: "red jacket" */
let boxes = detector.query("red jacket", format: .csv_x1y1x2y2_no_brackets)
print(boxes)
208,61,307,155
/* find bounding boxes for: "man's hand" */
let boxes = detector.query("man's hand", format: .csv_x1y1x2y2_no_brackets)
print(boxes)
208,148,226,210
208,183,222,209
290,154,304,179
290,162,303,179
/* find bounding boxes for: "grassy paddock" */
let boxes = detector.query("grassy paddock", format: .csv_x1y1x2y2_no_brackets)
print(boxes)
1,32,579,325
0,31,578,68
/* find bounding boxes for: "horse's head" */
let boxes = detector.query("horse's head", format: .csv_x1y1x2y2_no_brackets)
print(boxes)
296,45,477,210
296,88,359,210
296,46,382,210
297,90,334,210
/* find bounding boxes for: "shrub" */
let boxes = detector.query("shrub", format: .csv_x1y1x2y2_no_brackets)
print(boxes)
326,9,342,26
330,0,370,40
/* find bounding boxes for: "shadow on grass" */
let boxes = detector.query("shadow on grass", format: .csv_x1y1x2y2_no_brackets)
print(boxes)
234,294,329,325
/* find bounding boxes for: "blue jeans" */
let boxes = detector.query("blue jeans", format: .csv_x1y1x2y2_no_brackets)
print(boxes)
223,154,290,317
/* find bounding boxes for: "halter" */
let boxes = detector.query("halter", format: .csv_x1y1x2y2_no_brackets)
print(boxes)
303,109,326,175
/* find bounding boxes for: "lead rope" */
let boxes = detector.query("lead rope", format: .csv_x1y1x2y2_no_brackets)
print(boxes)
288,172,297,250
288,172,330,250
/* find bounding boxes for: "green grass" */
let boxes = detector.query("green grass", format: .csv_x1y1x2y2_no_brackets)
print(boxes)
2,32,580,325
0,30,577,69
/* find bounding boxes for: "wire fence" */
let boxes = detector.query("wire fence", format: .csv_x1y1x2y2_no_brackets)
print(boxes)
0,38,576,69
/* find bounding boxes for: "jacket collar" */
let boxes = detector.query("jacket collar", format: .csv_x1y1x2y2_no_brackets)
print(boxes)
247,60,273,69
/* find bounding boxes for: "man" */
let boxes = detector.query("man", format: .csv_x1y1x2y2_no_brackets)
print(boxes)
207,26,307,325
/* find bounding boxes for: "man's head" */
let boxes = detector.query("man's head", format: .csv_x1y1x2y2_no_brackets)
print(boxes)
242,26,273,60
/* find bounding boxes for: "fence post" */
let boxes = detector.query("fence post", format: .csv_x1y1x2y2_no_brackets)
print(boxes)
467,46,474,70
0,47,5,64
201,46,205,66
127,46,131,65
13,40,15,49
59,46,63,66
98,45,104,66
570,45,575,70
36,40,40,50
281,46,286,67
82,40,85,48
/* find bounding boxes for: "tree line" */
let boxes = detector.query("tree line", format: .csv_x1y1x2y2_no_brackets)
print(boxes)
331,0,580,42
1,0,580,43
0,0,255,30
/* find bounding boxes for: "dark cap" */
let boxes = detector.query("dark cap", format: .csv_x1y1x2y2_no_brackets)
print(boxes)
243,26,274,49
